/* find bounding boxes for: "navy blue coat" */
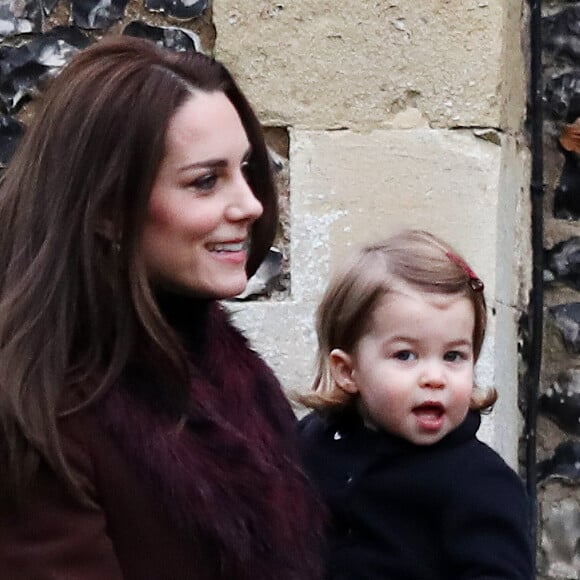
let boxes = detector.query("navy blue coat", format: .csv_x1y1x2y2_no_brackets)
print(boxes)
298,409,533,580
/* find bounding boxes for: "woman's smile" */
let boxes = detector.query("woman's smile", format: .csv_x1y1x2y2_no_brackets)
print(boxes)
206,239,250,264
141,91,263,298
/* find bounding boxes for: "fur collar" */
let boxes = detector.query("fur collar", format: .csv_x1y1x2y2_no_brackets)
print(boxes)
96,303,324,580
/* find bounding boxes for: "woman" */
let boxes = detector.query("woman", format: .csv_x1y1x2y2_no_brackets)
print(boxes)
0,36,323,579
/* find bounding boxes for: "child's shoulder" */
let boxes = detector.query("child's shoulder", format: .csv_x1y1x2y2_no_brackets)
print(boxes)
427,414,525,494
447,433,527,503
458,426,519,473
297,410,325,438
297,405,357,438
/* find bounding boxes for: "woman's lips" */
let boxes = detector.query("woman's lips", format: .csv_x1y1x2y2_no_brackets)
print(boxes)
207,239,247,252
206,240,249,264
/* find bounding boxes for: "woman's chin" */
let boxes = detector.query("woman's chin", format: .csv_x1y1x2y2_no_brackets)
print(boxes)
203,277,250,300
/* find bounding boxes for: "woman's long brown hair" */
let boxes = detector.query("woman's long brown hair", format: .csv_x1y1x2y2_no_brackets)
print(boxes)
0,36,277,505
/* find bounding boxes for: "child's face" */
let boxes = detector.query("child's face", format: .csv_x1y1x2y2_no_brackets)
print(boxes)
330,286,475,445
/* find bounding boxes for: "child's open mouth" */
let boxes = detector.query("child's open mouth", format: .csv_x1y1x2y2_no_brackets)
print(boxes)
412,402,445,431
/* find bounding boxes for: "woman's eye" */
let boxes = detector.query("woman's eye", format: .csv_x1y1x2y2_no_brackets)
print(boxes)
394,350,416,361
241,160,251,179
191,173,218,191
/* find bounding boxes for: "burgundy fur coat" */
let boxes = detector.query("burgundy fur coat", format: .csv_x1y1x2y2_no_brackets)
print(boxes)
0,301,325,580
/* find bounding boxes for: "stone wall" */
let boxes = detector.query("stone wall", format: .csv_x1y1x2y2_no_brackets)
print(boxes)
538,2,580,578
0,0,540,572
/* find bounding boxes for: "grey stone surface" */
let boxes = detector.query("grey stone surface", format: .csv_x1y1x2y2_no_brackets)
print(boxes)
72,0,129,29
538,440,580,484
0,26,91,114
214,0,525,130
541,370,580,436
234,248,283,300
549,302,580,353
145,0,208,20
546,237,580,290
123,21,202,52
0,0,41,38
540,498,580,579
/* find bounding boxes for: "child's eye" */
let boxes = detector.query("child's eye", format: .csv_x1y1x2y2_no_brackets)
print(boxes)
394,350,416,361
191,172,218,191
444,351,465,362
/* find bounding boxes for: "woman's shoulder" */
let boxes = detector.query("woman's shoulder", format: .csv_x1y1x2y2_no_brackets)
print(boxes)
57,407,103,488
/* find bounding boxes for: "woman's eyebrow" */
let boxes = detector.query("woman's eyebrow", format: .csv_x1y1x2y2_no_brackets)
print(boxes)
179,147,252,172
179,158,227,172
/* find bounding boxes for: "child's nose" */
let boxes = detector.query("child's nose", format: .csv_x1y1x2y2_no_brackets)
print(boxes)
419,362,446,389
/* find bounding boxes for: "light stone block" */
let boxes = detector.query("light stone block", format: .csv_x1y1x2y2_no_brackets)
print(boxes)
227,301,318,398
499,0,527,132
214,0,524,130
231,128,529,466
289,128,504,298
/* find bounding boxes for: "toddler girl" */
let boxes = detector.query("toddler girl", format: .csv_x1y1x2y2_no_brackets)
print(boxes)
298,229,533,580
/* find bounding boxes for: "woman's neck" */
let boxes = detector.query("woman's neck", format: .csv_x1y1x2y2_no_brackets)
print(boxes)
155,289,213,352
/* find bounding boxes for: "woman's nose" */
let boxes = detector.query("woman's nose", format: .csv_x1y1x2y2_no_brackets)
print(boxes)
226,172,264,222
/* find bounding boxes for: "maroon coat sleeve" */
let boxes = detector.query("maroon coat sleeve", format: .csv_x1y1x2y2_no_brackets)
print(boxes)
0,417,125,580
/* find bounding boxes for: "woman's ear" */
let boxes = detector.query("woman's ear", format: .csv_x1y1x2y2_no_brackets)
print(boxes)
329,349,359,395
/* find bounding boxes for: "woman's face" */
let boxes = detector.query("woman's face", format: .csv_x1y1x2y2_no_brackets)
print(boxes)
141,91,264,298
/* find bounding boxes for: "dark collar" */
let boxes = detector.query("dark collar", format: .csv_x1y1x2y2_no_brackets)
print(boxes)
155,290,212,352
321,405,481,453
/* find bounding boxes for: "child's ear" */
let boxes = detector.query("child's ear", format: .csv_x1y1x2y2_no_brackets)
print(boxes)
329,349,359,394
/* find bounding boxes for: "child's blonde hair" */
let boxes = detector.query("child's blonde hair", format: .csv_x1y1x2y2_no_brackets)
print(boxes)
301,229,497,412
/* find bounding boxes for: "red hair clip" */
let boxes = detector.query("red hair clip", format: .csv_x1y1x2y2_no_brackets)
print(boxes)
446,252,484,292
